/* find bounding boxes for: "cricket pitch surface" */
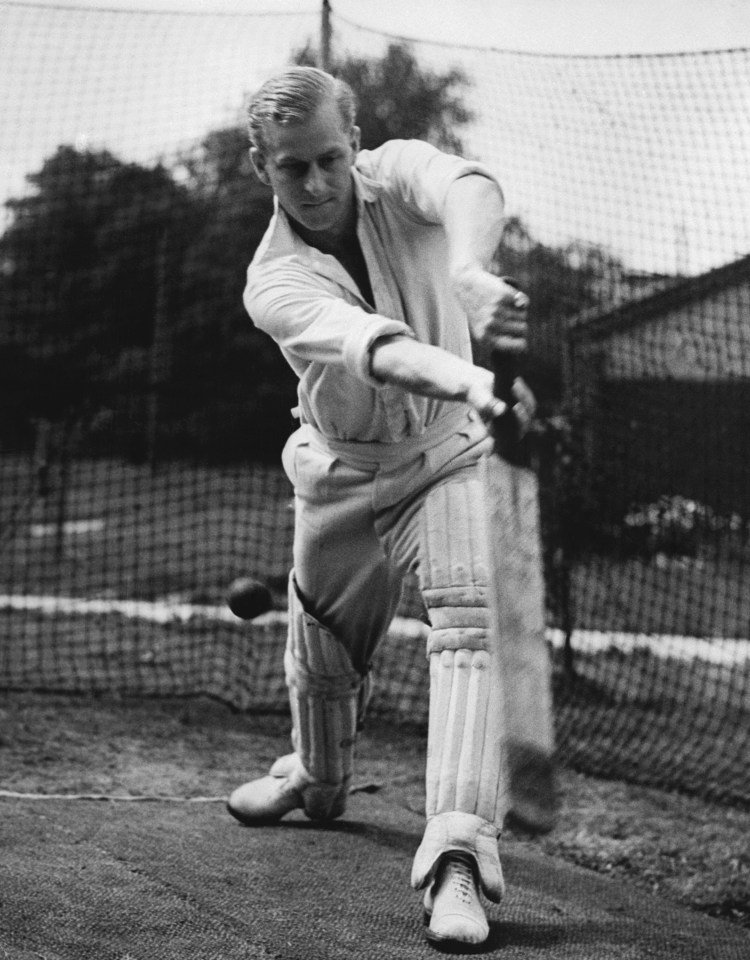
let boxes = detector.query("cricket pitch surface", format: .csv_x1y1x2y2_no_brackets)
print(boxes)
1,696,749,959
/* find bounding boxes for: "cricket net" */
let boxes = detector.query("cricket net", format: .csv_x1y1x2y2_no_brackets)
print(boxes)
1,1,749,808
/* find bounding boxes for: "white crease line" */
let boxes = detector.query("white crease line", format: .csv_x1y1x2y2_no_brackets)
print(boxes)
1,595,747,665
0,594,427,637
0,790,226,803
548,628,750,666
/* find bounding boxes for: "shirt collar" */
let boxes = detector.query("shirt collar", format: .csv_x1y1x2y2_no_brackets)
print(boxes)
264,170,376,302
352,163,382,207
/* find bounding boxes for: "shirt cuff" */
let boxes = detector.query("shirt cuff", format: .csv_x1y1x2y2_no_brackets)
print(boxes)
342,315,415,388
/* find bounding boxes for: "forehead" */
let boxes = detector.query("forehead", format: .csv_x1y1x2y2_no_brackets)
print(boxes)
263,99,352,162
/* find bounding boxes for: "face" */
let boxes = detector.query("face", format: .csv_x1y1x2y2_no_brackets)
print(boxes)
251,98,360,247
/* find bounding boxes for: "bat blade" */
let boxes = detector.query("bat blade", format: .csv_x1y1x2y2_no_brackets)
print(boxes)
483,351,559,834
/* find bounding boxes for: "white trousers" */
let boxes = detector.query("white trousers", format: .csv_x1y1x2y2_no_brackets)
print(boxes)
281,405,507,900
283,407,489,669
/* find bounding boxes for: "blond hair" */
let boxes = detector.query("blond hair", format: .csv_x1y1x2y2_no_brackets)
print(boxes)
247,66,357,154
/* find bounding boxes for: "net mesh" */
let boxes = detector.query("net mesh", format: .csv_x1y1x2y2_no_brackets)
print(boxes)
1,1,749,808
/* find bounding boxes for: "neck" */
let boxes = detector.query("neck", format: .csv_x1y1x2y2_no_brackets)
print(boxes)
289,210,357,257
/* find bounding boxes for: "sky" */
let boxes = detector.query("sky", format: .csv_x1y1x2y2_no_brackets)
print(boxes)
20,0,750,55
2,0,750,272
340,0,750,53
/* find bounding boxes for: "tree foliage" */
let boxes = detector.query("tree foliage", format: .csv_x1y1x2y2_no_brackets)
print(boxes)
294,41,473,152
1,146,193,353
170,127,295,460
0,146,195,451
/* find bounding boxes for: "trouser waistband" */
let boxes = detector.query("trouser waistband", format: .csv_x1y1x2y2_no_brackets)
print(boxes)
304,405,477,470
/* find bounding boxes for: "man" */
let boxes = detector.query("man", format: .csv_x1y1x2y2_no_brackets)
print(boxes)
228,66,535,946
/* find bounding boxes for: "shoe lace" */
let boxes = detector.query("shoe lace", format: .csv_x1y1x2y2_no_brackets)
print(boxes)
444,854,477,904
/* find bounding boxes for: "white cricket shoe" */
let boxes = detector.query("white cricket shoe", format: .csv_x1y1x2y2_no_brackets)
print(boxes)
424,852,490,945
226,774,303,824
227,753,347,824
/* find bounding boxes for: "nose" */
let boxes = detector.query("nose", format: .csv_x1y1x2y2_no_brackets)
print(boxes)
303,162,327,197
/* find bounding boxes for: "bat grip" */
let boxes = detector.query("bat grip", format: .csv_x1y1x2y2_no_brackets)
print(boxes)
491,349,525,464
489,277,529,464
492,351,517,406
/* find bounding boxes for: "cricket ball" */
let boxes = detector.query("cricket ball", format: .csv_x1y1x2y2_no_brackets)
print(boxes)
227,577,273,620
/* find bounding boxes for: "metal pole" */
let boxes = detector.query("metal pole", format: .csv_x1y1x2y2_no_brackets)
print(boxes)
320,0,332,71
146,227,169,470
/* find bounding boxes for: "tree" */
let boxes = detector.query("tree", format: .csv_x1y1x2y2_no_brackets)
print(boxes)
294,41,473,152
0,146,196,454
175,126,274,340
171,128,296,461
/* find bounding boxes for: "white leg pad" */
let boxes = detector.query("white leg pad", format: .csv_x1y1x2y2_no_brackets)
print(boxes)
420,475,509,825
417,644,506,900
284,574,361,817
425,647,505,822
415,476,509,891
411,812,505,903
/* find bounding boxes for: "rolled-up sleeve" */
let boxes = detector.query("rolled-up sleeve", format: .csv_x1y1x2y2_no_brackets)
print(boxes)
244,263,414,387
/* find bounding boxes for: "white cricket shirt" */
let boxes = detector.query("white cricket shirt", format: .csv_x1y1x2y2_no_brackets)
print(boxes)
243,139,499,444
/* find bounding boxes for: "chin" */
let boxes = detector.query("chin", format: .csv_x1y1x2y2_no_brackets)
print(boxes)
299,207,339,231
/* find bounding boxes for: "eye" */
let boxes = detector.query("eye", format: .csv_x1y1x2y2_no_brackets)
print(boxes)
278,161,307,177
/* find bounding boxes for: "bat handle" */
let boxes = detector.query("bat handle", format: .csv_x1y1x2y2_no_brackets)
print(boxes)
489,276,530,464
491,349,526,465
492,350,517,405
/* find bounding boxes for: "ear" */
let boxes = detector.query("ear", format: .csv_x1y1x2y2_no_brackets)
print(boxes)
349,125,361,157
250,147,270,185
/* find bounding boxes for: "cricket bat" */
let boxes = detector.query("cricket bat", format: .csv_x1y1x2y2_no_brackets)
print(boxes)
481,346,559,834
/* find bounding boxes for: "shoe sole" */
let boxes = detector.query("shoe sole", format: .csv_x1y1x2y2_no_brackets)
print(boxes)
225,801,291,826
425,925,488,949
226,800,346,826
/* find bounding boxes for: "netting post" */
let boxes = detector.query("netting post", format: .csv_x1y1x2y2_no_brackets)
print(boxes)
557,320,580,680
146,227,170,472
320,0,332,71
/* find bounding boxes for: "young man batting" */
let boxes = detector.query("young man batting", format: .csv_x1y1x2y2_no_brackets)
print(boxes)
228,66,536,946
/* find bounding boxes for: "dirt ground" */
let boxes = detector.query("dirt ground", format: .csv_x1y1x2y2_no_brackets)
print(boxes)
1,689,749,932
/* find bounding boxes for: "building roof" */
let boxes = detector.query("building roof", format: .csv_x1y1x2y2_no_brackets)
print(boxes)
569,252,750,343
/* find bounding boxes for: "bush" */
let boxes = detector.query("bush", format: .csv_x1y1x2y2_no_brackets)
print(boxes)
623,494,748,558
